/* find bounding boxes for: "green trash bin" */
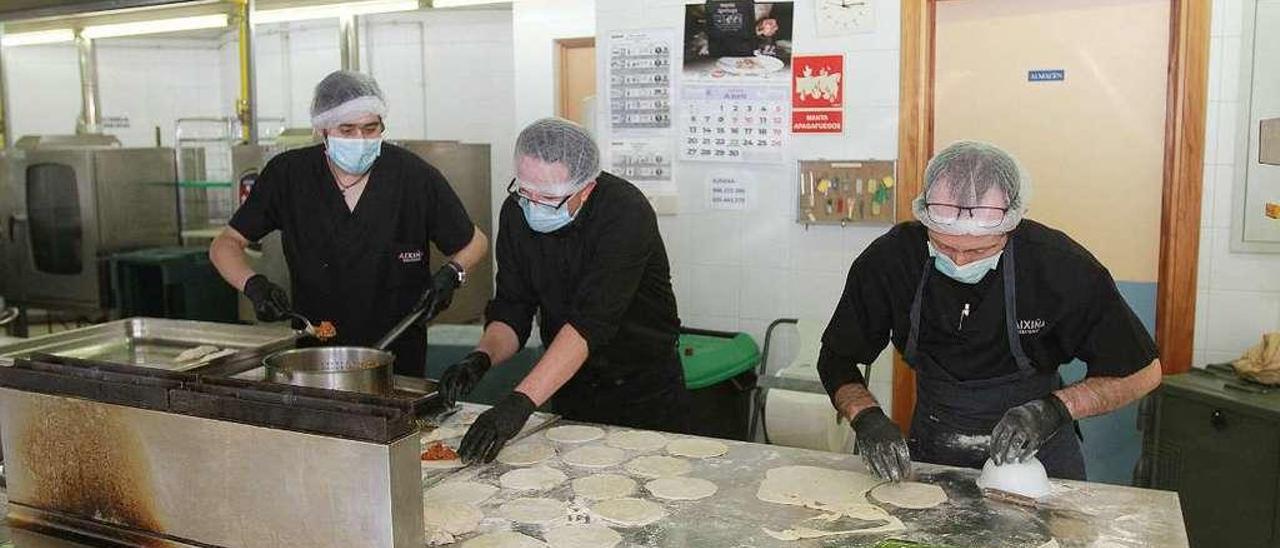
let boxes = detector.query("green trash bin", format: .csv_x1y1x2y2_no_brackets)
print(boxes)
680,327,760,441
109,247,238,322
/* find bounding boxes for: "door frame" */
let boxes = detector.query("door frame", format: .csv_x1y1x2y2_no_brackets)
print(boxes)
554,37,596,122
892,0,1210,427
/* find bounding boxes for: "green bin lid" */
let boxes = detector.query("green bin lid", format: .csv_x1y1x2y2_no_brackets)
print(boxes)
678,329,760,390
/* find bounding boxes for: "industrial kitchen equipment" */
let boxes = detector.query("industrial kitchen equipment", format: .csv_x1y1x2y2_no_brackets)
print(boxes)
0,354,434,547
2,135,179,315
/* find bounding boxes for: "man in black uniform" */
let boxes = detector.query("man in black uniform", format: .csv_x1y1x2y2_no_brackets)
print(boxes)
210,71,488,377
819,141,1162,482
437,118,690,463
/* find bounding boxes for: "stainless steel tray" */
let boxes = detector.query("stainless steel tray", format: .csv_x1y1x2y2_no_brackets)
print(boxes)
0,317,297,372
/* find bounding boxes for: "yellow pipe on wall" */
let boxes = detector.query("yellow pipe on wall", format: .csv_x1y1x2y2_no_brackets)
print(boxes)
232,0,254,143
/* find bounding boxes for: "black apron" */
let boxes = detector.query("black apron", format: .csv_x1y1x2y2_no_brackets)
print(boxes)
548,352,691,435
904,239,1085,480
287,161,430,378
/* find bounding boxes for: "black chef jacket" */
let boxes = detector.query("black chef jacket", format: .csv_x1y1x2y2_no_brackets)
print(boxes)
817,220,1158,395
484,172,688,430
229,143,476,376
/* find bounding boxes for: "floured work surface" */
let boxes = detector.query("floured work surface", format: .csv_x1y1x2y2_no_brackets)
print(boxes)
416,420,1187,547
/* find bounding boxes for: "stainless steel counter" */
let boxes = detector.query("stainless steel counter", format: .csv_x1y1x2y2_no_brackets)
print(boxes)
420,419,1187,548
0,409,1187,547
0,318,296,374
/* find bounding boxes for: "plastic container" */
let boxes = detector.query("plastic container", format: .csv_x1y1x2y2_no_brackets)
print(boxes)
110,247,237,322
679,327,760,441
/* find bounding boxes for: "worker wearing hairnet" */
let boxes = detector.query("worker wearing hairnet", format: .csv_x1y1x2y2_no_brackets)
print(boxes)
210,70,488,376
438,118,689,463
818,141,1162,482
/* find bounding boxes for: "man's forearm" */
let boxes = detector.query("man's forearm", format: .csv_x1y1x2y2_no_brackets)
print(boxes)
448,227,489,273
834,382,882,422
514,324,589,406
209,228,257,291
475,321,522,366
1053,359,1162,419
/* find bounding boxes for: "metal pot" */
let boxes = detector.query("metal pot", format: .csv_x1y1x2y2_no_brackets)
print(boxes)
262,346,394,394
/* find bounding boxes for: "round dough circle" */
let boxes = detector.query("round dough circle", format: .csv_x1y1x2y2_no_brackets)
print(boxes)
462,531,547,548
425,481,498,505
869,481,948,509
645,477,718,501
591,497,667,527
562,446,627,468
666,438,728,459
421,457,465,470
571,473,637,500
497,442,555,466
624,455,691,478
605,430,667,452
500,466,568,491
423,502,482,536
544,524,622,548
500,497,568,524
545,425,605,443
423,425,467,443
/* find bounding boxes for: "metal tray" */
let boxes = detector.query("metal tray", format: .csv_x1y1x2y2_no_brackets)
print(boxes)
0,317,296,372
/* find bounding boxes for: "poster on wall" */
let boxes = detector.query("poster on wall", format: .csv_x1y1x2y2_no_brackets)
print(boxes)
683,1,795,83
680,83,789,164
606,29,676,133
610,138,675,195
791,54,844,134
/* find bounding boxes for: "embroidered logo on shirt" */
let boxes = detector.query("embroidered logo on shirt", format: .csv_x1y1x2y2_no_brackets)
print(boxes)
398,250,424,264
1018,318,1046,335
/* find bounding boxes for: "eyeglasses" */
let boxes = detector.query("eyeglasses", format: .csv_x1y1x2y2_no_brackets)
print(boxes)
508,178,573,210
925,203,1009,228
332,121,385,139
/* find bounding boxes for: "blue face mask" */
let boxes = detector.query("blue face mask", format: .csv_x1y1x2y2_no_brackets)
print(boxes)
326,136,382,174
928,241,1002,284
519,198,576,233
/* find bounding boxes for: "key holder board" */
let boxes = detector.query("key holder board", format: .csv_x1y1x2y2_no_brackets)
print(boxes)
796,160,897,226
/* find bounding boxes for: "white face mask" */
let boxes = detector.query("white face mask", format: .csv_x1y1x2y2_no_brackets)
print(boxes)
927,241,1002,284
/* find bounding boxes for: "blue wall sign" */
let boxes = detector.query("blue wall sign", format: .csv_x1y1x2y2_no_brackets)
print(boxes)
1028,69,1066,82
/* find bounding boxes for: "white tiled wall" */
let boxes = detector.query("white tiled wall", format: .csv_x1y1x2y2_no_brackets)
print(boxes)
5,38,224,146
1194,0,1280,367
593,0,901,377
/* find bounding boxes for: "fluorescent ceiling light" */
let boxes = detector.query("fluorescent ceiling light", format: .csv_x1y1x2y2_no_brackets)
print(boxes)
81,14,229,39
431,0,505,6
2,29,75,47
254,0,420,24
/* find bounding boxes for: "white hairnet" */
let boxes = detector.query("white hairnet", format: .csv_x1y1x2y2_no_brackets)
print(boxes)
513,117,601,197
912,141,1030,236
310,70,388,129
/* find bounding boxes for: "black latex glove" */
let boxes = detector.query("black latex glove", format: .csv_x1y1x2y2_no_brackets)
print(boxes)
243,274,290,323
437,351,491,407
423,263,463,318
852,407,912,482
458,392,536,464
990,395,1072,465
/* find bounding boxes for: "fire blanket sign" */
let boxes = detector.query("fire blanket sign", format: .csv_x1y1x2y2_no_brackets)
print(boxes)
791,54,844,134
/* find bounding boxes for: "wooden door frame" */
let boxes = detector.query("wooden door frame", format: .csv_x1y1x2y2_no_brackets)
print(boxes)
891,0,1210,428
555,37,596,121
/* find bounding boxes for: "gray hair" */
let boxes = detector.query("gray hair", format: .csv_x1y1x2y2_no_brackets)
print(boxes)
913,141,1030,235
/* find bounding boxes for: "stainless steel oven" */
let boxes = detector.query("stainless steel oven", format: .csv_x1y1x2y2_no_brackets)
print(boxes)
4,138,179,312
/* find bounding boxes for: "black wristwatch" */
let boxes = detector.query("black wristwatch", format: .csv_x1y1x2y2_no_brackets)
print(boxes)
447,260,467,286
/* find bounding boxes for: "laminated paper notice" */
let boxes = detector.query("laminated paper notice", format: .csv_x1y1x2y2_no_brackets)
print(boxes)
607,29,676,133
708,172,751,211
610,138,675,195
